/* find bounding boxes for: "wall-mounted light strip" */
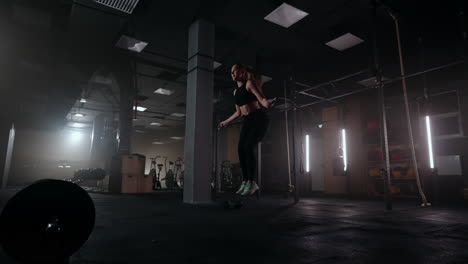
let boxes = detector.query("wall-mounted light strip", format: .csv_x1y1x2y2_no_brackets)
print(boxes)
425,116,435,169
133,106,147,112
305,135,310,172
342,129,347,171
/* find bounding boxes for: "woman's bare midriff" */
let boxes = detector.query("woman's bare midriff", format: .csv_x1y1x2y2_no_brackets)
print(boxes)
240,101,261,116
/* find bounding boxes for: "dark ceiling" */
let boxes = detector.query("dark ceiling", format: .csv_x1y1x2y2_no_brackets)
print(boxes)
0,0,465,133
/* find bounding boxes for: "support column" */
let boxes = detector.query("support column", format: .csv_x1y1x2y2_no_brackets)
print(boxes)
89,114,105,168
184,19,215,204
109,58,133,193
117,65,133,156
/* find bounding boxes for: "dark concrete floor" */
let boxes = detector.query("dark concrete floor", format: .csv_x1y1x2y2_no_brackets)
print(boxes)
1,189,468,264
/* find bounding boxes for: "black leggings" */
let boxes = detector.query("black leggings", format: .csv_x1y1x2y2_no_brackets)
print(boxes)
238,110,269,182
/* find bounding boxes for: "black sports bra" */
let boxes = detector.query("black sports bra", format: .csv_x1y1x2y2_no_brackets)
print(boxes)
234,82,257,106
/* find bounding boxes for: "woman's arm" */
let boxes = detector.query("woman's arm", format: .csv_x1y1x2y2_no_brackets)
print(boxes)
221,105,241,127
246,80,270,108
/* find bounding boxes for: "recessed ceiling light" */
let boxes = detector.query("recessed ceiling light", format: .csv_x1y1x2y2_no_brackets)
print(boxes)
135,130,145,133
65,165,71,168
79,98,87,103
133,106,147,112
170,136,184,140
170,113,185,117
74,113,85,117
67,122,91,128
152,142,164,145
116,35,148,53
129,42,148,53
58,165,64,168
326,33,364,51
261,75,272,83
154,88,175,95
213,61,222,69
264,3,309,28
150,122,162,126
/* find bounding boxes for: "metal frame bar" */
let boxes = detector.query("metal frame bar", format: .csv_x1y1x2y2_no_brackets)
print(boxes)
294,60,465,110
298,87,372,109
295,69,369,94
372,0,392,211
298,91,339,104
257,142,262,198
291,89,299,203
283,82,293,195
382,61,464,85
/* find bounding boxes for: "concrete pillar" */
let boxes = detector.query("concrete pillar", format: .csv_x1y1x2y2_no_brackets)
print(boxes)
109,59,133,193
184,19,215,204
89,114,105,168
0,124,15,189
116,64,133,156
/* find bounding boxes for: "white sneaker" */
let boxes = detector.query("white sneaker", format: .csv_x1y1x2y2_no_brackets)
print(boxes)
241,182,259,196
240,183,251,196
235,182,247,194
249,182,260,195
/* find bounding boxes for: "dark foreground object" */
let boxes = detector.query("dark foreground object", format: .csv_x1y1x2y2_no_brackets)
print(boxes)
0,180,95,264
1,190,468,264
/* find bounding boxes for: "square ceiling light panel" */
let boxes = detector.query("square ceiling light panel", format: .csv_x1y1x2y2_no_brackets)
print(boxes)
264,3,309,28
116,35,148,53
154,88,175,95
213,61,222,69
261,75,272,83
94,0,140,14
326,33,364,51
67,122,92,129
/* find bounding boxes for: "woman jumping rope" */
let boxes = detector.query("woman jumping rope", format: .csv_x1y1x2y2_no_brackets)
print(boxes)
219,64,275,196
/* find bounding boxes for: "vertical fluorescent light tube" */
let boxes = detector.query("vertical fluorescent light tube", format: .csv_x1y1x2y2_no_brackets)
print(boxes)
342,129,347,171
305,135,310,172
425,116,434,169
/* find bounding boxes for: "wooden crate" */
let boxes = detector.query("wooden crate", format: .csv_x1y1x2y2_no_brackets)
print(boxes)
138,174,153,193
121,155,145,193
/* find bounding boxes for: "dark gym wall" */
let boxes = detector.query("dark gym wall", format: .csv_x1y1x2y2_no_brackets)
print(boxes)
322,106,345,194
225,126,240,164
429,80,468,186
261,111,294,193
131,133,184,176
344,97,368,195
8,128,92,186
